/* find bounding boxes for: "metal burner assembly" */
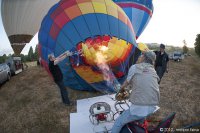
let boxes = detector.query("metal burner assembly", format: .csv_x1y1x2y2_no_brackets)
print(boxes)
89,102,114,125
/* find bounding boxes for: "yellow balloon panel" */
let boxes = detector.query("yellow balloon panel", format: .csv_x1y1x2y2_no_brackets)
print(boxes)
80,38,132,66
92,2,107,14
138,43,149,52
78,3,95,14
74,66,104,83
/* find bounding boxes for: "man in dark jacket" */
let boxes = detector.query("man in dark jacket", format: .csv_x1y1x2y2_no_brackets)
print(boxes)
48,53,71,105
155,44,169,83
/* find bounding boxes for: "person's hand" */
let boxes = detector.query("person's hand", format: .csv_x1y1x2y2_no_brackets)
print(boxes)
119,87,125,93
65,51,70,56
66,51,73,56
120,81,128,92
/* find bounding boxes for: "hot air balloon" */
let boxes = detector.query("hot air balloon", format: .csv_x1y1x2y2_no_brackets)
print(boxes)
138,43,149,52
113,0,154,39
38,0,139,92
1,0,59,55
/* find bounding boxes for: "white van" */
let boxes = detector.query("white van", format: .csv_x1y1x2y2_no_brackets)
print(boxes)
5,56,23,75
172,51,184,62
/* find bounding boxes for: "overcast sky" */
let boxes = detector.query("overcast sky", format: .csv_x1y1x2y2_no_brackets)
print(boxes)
0,0,200,56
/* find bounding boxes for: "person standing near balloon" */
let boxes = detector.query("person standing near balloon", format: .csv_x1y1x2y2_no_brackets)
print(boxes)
48,52,73,106
154,44,169,84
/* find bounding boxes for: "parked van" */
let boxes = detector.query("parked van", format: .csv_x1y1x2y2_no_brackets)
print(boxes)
0,63,11,84
172,51,184,62
5,56,23,75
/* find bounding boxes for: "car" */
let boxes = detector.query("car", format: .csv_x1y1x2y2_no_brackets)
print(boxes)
0,63,11,84
172,51,183,62
168,53,173,60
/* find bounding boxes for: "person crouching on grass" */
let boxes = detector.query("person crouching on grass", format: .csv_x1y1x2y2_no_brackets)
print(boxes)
111,51,160,133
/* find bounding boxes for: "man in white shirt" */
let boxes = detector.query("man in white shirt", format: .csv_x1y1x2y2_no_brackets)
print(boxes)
111,51,160,133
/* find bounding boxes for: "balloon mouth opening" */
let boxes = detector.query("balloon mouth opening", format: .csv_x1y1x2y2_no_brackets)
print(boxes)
74,35,133,66
69,35,133,84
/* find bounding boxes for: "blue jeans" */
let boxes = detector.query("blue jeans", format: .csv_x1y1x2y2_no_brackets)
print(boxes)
55,80,70,104
156,66,165,83
111,109,144,133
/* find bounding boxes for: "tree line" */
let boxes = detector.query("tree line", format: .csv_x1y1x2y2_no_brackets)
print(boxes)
1,34,200,64
0,45,39,64
194,34,200,57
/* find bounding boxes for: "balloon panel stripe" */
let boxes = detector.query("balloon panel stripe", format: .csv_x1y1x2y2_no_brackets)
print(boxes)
117,2,153,16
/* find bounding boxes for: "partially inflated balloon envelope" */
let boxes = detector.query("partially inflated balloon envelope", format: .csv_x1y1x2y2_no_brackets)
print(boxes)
138,43,149,52
38,0,140,92
1,0,59,55
113,0,154,39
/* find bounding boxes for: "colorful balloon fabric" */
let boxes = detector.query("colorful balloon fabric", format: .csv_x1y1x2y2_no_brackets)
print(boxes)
138,43,149,52
38,0,141,92
113,0,154,39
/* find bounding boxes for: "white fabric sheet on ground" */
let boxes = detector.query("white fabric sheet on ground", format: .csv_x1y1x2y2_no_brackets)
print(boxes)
70,94,131,133
70,113,114,133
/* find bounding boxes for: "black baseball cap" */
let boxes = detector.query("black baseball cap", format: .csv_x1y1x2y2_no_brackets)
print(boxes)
160,44,165,49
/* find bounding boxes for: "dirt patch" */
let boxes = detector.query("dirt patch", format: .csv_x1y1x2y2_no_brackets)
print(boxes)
0,56,200,132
